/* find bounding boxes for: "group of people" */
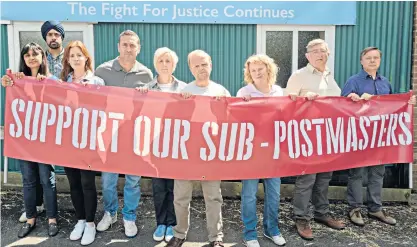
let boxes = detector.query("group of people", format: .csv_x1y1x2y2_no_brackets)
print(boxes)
1,20,415,247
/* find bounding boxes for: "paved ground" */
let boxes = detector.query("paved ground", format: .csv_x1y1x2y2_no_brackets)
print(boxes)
1,190,417,247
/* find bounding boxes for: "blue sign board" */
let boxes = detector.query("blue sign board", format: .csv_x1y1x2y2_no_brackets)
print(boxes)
1,1,356,25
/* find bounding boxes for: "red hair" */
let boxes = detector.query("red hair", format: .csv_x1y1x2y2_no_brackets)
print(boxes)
60,40,93,80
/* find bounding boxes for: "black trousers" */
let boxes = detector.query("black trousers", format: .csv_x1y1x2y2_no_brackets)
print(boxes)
65,167,97,222
152,178,176,226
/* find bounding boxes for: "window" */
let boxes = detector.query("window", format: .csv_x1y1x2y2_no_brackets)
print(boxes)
7,21,95,72
257,25,335,88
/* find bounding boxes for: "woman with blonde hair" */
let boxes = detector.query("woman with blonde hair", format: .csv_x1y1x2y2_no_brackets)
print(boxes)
60,40,104,246
136,47,186,243
236,54,286,247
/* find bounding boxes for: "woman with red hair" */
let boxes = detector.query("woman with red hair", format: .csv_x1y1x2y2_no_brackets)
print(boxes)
60,40,104,246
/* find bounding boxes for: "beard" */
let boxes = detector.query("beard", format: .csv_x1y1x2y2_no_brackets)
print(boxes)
48,41,61,50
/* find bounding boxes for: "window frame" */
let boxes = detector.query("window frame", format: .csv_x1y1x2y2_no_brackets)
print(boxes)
7,21,95,72
256,24,336,76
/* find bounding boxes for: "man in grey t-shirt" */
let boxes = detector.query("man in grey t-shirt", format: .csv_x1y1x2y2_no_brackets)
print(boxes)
167,50,228,247
95,31,153,89
95,30,152,239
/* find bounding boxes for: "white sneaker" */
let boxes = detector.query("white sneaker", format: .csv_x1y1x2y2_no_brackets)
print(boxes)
19,205,45,223
81,223,96,246
123,219,138,238
244,240,260,247
19,212,27,223
97,212,117,232
70,220,86,241
264,233,286,246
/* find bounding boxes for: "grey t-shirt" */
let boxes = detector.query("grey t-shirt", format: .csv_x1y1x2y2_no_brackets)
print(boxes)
94,58,153,88
182,80,231,97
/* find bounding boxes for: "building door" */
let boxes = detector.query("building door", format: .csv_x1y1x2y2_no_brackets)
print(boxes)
257,25,335,89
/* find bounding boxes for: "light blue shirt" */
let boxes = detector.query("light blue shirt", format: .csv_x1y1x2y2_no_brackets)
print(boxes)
66,71,104,86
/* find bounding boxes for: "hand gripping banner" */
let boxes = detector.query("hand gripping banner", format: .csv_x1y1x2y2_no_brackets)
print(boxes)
4,78,414,180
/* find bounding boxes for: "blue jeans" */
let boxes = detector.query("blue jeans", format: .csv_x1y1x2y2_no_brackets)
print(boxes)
241,178,281,241
101,172,141,221
20,160,57,219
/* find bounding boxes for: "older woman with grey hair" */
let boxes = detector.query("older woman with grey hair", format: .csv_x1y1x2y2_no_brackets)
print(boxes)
139,47,186,93
136,47,186,243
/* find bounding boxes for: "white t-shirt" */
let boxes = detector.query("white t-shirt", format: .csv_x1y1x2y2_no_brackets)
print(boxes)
182,80,231,97
157,82,174,92
236,84,284,97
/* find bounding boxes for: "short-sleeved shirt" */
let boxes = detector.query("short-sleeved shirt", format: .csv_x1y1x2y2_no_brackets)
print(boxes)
94,58,153,88
236,83,284,97
341,69,392,97
66,70,105,86
46,49,64,78
182,80,231,97
146,76,187,93
286,63,341,97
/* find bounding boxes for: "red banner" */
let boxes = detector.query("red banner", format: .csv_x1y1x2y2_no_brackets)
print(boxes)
4,77,414,180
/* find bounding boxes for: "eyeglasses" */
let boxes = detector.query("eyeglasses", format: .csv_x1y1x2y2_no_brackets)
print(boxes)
308,49,328,54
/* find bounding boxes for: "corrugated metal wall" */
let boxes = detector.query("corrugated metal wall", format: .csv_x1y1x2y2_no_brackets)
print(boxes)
94,23,257,96
335,1,414,93
332,1,414,188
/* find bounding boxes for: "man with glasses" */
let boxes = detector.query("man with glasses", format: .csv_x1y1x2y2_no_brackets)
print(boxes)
286,39,345,241
41,20,65,77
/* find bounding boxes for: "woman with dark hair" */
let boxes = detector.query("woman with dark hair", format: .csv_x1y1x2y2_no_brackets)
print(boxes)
1,42,59,238
60,40,103,246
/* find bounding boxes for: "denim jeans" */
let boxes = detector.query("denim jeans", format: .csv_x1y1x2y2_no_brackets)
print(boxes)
101,172,141,221
241,178,281,241
20,160,57,219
